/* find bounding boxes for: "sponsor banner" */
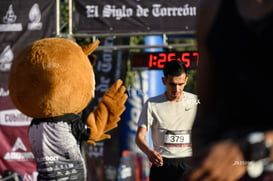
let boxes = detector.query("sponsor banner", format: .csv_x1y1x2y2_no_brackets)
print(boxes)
117,151,150,181
0,0,56,110
0,0,56,179
0,115,37,180
81,37,130,181
74,0,199,34
120,71,149,152
117,151,136,181
0,0,56,56
82,37,129,114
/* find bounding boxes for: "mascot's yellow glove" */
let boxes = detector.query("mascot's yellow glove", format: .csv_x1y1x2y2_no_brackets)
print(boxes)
86,79,128,145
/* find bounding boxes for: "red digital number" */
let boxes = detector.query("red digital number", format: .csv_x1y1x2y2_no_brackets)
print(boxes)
167,53,176,62
149,54,154,68
181,53,190,67
157,53,167,68
193,52,199,66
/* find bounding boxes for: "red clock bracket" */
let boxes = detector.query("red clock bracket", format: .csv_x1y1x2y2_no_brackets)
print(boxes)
131,51,199,70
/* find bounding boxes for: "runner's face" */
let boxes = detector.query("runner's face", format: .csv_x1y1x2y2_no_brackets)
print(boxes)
162,73,188,101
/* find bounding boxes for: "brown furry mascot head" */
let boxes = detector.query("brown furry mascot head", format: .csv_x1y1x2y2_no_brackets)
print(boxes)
9,37,98,118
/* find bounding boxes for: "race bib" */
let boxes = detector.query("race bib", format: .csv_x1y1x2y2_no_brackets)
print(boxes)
164,130,191,147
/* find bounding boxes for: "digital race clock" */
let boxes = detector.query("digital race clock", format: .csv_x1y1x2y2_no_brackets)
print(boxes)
131,51,199,70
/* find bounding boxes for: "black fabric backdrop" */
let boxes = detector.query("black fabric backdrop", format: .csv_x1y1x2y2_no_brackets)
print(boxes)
0,0,56,179
74,0,199,34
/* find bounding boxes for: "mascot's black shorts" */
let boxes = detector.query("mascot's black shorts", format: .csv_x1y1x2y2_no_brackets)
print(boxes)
28,121,87,181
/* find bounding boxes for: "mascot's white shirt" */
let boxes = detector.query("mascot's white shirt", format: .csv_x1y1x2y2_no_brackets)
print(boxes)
138,92,198,158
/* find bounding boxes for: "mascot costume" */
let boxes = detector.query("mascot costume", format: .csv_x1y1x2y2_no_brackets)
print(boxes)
8,37,128,180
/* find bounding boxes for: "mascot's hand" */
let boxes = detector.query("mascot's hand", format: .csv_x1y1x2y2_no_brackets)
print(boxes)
86,79,128,145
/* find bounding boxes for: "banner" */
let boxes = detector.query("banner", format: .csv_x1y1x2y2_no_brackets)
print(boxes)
120,71,149,152
0,0,56,55
0,0,56,180
74,0,199,34
81,36,130,181
117,151,150,181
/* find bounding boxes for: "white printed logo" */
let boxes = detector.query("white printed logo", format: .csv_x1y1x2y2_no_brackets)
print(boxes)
118,165,132,179
12,137,27,152
0,109,32,126
0,4,22,32
0,45,13,72
4,137,34,161
3,4,17,24
28,3,42,30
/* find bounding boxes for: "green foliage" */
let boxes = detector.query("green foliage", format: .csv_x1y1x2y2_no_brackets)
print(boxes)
60,0,69,33
184,69,197,94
